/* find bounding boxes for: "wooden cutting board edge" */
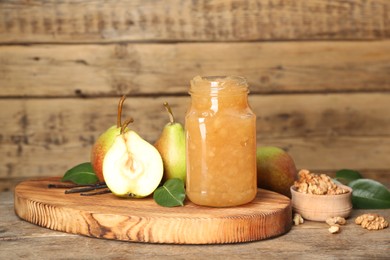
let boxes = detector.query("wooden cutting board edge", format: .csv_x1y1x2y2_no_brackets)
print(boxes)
14,178,292,244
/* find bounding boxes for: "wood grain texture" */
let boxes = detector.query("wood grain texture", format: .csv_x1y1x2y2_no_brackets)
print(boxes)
14,178,292,244
3,190,390,259
1,41,389,97
1,93,389,178
0,0,389,43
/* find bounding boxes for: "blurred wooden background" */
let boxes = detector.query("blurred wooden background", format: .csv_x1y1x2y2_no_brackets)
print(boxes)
1,0,389,191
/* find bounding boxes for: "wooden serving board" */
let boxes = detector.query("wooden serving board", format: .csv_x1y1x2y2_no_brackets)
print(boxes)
14,178,292,244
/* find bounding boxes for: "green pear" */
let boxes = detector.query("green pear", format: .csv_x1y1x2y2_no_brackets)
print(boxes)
103,118,164,198
90,96,128,182
154,102,186,183
257,146,297,198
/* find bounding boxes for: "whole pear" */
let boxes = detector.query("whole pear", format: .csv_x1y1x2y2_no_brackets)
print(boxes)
103,118,164,198
91,96,128,182
154,102,186,182
256,146,297,197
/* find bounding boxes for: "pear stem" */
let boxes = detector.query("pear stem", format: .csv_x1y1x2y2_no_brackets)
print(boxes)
163,102,175,124
117,95,126,128
121,117,134,134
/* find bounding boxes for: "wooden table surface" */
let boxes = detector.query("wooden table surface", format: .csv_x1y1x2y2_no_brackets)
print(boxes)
1,190,389,259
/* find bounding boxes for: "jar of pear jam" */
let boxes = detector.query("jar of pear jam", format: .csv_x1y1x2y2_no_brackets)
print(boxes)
185,76,257,207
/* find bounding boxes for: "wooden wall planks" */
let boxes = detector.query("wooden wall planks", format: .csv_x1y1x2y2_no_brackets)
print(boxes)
1,41,390,97
0,0,389,188
0,0,389,43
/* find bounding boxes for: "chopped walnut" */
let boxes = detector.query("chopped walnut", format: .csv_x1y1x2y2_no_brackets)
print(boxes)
326,216,346,226
293,213,304,226
328,225,340,234
355,213,389,230
294,169,349,195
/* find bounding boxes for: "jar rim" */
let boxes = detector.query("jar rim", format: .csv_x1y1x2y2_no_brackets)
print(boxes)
189,75,249,95
192,75,247,84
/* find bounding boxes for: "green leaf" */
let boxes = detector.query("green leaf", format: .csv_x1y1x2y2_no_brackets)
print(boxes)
153,178,186,207
335,169,362,185
348,179,390,209
62,162,99,185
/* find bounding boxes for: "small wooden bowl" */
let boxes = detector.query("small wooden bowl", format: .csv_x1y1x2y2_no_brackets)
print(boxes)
290,185,353,221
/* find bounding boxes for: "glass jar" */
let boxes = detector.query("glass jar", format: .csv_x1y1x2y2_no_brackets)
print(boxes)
185,76,257,207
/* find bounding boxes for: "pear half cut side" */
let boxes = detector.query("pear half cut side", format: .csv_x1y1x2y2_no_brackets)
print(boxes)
103,131,163,198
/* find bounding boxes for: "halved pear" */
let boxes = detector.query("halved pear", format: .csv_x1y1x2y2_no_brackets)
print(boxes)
103,129,163,198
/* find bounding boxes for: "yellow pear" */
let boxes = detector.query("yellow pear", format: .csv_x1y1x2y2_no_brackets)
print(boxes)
155,102,186,183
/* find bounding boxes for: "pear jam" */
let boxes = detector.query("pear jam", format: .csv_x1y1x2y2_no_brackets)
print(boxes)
185,76,257,207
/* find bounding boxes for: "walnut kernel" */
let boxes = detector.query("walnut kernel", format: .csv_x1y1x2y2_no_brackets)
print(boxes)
293,213,304,226
328,225,340,234
326,216,346,226
294,169,349,195
355,213,389,230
